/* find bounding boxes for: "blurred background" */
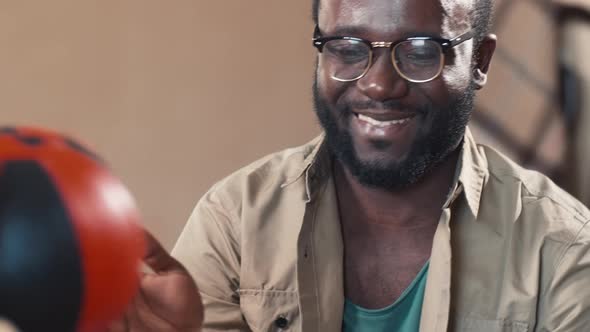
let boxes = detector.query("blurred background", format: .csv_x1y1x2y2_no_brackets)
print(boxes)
0,1,589,249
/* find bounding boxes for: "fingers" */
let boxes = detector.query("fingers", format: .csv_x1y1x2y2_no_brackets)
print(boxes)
143,230,186,274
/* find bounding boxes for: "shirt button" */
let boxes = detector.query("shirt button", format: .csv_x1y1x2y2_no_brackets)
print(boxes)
275,316,289,329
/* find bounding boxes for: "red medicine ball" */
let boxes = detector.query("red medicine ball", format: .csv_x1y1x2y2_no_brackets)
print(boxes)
0,126,145,332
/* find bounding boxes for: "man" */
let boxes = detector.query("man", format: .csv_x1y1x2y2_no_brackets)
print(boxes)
110,0,590,331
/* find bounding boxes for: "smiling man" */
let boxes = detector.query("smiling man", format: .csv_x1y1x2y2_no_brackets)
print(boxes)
169,0,590,331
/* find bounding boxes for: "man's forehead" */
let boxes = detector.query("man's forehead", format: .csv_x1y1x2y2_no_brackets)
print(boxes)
318,0,474,35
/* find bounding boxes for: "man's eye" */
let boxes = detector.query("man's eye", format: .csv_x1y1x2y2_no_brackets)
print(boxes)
325,43,368,63
404,51,438,64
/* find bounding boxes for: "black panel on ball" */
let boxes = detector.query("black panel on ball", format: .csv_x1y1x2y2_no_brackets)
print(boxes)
0,161,83,332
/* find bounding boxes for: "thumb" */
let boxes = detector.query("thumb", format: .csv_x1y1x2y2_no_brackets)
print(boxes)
143,230,186,274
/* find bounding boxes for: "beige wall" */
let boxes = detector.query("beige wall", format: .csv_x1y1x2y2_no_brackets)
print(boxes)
0,1,318,249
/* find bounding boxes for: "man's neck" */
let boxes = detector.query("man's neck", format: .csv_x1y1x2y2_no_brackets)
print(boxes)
333,150,460,229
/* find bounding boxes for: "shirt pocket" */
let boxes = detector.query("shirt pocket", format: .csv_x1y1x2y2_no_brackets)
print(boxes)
239,289,301,332
454,317,529,332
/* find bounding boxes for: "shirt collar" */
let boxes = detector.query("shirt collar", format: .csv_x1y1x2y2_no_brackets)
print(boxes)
453,127,489,218
281,134,329,202
285,127,488,216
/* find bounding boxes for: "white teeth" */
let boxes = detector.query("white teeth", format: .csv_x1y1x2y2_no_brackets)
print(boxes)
357,114,411,127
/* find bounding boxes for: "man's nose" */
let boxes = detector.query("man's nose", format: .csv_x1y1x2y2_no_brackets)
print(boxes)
356,51,409,101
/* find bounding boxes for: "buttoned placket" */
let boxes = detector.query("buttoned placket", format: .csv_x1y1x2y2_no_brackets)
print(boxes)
296,164,323,331
419,181,465,332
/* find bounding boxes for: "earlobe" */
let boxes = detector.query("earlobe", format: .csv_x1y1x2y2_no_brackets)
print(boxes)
473,68,488,89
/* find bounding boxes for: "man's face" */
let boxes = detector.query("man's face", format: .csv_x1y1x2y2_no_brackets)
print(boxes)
314,0,483,189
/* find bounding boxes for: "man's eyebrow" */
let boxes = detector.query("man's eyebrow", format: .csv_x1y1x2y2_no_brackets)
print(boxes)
324,25,445,40
325,26,367,37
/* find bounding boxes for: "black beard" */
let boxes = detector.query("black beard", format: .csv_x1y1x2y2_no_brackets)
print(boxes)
313,79,475,191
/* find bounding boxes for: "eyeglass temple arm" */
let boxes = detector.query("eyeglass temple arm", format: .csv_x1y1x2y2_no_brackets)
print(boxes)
449,30,475,47
312,25,325,51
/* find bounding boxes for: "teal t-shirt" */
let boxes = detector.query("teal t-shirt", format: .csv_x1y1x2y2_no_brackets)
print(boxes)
343,262,429,332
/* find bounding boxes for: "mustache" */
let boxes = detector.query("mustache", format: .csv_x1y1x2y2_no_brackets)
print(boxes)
337,99,429,115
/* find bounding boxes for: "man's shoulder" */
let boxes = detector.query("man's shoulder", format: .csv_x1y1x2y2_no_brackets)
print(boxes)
478,143,590,242
202,135,323,211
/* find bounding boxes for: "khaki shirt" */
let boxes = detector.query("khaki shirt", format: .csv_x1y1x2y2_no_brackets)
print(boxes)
172,128,590,332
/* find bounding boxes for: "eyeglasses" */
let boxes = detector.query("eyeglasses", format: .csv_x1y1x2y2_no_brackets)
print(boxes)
312,26,474,83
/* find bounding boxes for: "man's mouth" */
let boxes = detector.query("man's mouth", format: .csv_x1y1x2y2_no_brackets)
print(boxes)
353,112,416,128
348,109,420,150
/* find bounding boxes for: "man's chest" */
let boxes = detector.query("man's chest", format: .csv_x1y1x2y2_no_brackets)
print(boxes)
237,207,543,332
342,226,434,309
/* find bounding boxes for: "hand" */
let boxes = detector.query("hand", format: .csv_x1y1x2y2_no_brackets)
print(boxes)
108,231,203,332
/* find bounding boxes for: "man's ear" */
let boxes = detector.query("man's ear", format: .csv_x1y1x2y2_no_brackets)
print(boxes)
473,34,497,90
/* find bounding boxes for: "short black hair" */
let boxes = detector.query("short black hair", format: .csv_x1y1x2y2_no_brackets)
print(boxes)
312,0,493,45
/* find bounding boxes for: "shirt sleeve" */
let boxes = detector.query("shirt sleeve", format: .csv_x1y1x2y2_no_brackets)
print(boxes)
535,222,590,331
171,191,248,331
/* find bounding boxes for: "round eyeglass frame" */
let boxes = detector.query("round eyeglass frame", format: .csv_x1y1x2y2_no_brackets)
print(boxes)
312,26,475,84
